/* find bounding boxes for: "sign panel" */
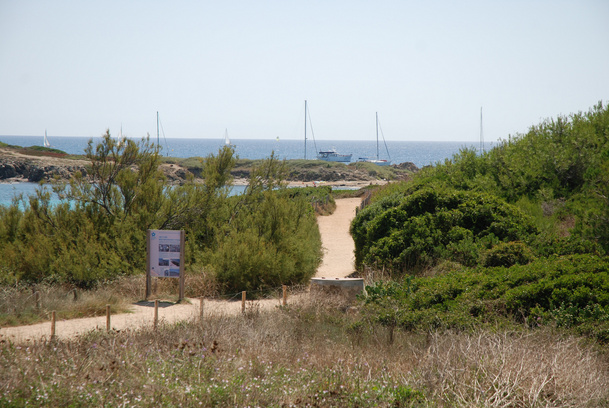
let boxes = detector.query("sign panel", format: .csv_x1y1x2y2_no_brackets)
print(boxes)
148,230,182,278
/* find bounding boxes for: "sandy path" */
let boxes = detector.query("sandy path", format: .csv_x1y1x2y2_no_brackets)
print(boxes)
0,198,361,343
315,197,361,278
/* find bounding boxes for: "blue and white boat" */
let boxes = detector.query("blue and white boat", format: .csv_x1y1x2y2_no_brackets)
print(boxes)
318,149,352,162
303,100,352,163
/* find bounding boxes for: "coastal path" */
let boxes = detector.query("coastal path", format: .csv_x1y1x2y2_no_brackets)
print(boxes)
0,197,361,343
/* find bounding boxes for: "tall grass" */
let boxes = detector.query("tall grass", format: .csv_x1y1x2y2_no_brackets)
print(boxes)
1,293,607,407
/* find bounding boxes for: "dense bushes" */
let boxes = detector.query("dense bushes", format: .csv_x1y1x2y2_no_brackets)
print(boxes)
353,102,609,275
352,188,538,272
362,254,609,342
0,133,322,292
354,102,609,341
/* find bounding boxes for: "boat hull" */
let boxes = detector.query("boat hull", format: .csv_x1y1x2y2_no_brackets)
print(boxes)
318,151,352,163
357,158,392,166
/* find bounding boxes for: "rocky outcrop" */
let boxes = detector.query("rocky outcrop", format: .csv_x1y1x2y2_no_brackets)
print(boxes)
0,158,88,182
393,162,419,172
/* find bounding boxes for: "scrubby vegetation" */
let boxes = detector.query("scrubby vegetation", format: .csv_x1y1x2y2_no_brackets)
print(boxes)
2,103,609,406
2,296,608,407
0,132,322,295
353,101,609,342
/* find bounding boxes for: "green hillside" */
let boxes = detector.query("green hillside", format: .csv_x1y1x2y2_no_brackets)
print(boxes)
352,102,609,342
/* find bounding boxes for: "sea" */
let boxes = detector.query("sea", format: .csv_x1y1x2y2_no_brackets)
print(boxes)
0,135,481,207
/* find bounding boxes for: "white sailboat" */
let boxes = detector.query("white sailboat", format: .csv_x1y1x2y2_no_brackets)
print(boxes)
43,130,51,148
479,107,484,153
224,128,231,146
357,112,392,166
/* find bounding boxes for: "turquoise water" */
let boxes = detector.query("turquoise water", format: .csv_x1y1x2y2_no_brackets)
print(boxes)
0,183,249,208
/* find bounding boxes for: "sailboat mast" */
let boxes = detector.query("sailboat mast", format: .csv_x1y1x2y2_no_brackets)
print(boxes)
376,112,379,161
480,107,484,153
157,111,160,146
304,100,307,160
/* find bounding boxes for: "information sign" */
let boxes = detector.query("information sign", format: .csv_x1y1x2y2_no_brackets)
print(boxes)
149,230,182,278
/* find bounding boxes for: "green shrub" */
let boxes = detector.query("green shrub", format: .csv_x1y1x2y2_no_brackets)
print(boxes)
362,254,609,340
483,241,535,267
352,188,538,274
212,190,322,295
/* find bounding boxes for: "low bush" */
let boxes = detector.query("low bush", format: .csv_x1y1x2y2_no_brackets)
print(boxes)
483,241,535,267
362,254,609,342
352,188,538,274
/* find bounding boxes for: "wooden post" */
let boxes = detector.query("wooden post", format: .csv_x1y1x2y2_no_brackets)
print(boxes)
145,230,152,300
154,299,159,330
35,291,41,310
178,230,185,302
106,304,111,332
241,291,246,313
282,285,287,306
199,298,204,322
50,310,56,340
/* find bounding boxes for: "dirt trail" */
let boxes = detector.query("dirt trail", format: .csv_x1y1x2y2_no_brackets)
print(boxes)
315,197,360,278
0,198,361,343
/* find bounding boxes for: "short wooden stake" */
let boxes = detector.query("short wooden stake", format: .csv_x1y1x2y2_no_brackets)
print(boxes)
241,291,246,314
282,285,287,306
199,298,204,322
50,310,56,340
35,291,41,310
178,230,185,302
106,304,111,332
154,299,159,330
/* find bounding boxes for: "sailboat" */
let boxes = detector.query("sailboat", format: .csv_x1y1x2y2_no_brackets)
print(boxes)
479,107,484,153
303,100,352,162
224,128,232,146
357,112,392,166
43,130,51,148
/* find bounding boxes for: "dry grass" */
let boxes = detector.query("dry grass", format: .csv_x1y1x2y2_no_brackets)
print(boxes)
418,330,609,407
0,272,221,327
0,282,132,327
1,292,608,407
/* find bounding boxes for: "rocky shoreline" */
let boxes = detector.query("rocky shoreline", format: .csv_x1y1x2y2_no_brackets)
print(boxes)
0,149,89,183
0,147,417,186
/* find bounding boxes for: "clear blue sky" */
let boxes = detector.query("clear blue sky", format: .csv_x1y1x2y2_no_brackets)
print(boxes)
1,0,608,142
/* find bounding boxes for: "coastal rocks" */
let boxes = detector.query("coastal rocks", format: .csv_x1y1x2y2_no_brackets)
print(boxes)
0,162,20,179
159,163,194,184
394,162,419,172
0,155,88,182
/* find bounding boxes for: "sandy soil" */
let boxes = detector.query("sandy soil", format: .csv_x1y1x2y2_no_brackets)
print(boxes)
0,198,361,343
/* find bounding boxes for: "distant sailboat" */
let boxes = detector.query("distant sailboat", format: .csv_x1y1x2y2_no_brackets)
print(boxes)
357,112,392,166
479,107,484,153
43,130,51,148
117,124,124,147
224,128,231,146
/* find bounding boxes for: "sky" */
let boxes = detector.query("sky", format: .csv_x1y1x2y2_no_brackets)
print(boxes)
1,0,608,142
